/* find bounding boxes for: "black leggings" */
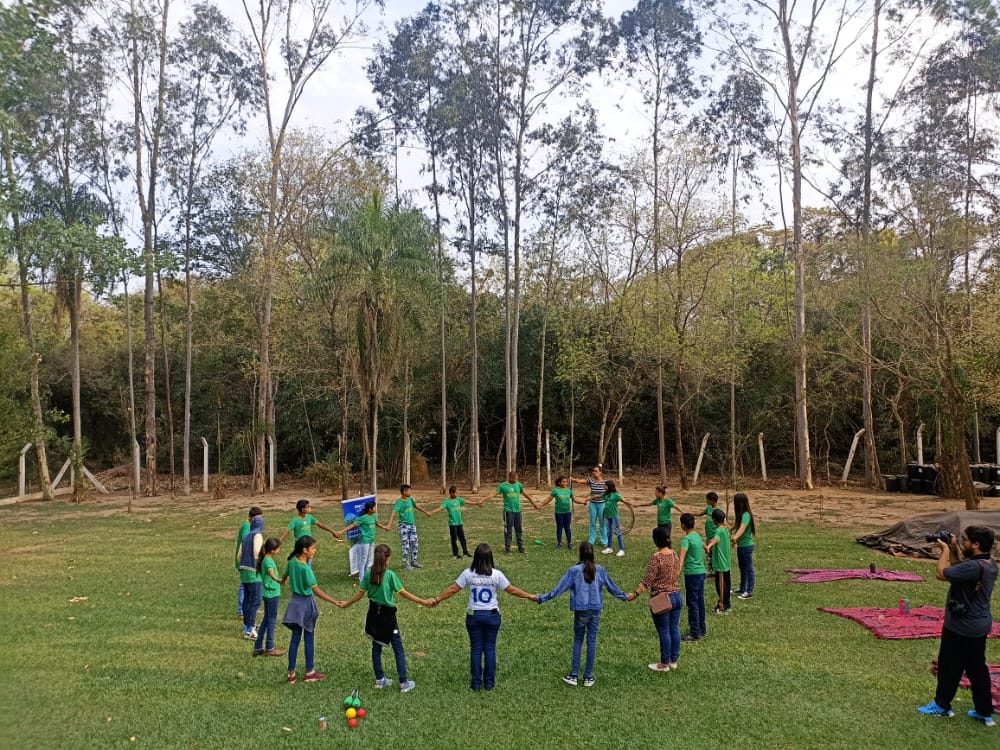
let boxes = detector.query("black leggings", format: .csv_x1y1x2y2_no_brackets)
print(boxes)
449,524,470,556
935,626,993,714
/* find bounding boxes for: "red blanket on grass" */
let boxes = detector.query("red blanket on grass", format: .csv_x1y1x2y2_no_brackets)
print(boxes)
932,661,1000,707
818,606,1000,640
787,568,925,583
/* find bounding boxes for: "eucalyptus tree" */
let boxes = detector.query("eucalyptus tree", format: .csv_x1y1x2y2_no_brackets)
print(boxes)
163,1,258,494
367,3,452,490
0,0,58,499
325,189,436,494
708,0,871,489
455,0,605,473
240,0,382,494
615,0,701,485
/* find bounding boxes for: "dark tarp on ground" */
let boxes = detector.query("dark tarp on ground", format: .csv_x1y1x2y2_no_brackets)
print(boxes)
856,511,1000,559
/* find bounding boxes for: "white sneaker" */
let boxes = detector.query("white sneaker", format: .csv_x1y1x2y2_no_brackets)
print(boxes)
374,677,393,689
616,550,625,557
602,547,613,554
400,680,416,693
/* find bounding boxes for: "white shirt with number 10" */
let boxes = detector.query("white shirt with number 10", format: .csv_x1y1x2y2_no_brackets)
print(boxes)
456,569,511,611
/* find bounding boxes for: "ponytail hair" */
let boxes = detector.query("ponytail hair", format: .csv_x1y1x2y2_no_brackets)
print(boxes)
370,544,391,586
257,537,281,573
288,535,316,561
579,542,596,583
604,480,617,495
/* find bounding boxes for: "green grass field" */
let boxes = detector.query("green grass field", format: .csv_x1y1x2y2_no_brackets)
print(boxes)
2,498,996,749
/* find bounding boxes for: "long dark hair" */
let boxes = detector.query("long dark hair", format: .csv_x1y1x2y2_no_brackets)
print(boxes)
289,535,316,561
370,544,391,586
578,542,596,583
471,543,494,575
604,479,617,496
257,537,281,573
733,493,756,536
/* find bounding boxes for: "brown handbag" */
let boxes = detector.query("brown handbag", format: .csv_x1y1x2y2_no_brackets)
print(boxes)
649,591,672,615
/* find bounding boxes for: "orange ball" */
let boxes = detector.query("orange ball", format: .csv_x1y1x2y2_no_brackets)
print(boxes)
357,708,366,719
348,718,358,729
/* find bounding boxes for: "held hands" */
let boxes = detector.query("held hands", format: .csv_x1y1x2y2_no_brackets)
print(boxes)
627,592,637,602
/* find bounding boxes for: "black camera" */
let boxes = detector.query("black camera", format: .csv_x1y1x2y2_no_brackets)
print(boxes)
924,531,952,544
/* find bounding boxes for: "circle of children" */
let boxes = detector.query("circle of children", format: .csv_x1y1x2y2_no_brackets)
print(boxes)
234,466,757,689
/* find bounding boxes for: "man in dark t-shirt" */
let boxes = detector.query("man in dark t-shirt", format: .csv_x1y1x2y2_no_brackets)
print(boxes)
917,525,997,727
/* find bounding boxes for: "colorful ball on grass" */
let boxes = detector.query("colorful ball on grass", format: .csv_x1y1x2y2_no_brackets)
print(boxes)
348,718,359,729
357,708,366,719
345,708,357,719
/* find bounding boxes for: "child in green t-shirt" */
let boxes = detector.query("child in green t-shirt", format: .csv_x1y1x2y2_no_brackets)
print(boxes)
278,499,341,550
385,485,433,570
678,513,707,641
253,537,287,656
651,486,677,547
428,485,484,558
494,471,538,554
601,480,634,557
704,509,732,613
537,476,583,550
335,544,435,693
692,491,720,541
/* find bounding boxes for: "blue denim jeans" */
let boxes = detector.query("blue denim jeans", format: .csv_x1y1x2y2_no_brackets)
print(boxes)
651,592,683,663
555,512,573,546
588,502,607,545
737,545,755,594
254,596,279,651
372,628,408,682
287,625,314,672
685,573,707,638
571,609,602,679
606,517,624,551
466,609,502,690
241,581,261,630
237,580,244,616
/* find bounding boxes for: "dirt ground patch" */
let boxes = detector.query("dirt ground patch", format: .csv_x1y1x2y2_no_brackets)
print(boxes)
3,471,987,534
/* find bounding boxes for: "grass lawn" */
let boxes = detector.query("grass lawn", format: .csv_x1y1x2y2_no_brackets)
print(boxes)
2,497,996,749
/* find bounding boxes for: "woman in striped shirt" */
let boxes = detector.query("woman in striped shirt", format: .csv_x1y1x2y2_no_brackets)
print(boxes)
572,465,608,548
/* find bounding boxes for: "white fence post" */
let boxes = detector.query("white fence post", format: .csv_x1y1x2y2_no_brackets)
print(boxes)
693,433,710,485
201,437,209,494
18,443,31,497
758,432,767,482
617,428,623,484
917,423,925,465
133,440,141,495
267,436,275,492
842,428,865,484
545,429,551,488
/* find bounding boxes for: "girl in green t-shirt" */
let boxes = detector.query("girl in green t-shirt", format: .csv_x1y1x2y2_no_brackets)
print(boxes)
601,481,634,557
253,537,286,656
280,535,341,684
335,545,434,693
731,493,757,599
537,476,583,551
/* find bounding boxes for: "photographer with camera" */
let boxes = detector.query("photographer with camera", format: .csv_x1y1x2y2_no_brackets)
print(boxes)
917,526,997,727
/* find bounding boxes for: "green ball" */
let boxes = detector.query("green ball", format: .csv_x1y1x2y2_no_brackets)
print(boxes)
343,696,353,707
352,697,362,709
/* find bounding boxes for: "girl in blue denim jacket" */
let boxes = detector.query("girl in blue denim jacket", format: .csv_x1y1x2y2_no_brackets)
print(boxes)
537,542,629,687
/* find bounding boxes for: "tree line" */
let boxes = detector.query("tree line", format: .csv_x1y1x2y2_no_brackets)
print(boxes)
1,0,999,509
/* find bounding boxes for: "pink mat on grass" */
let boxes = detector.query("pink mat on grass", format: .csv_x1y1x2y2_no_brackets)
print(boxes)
818,606,1000,640
787,568,925,583
932,661,1000,707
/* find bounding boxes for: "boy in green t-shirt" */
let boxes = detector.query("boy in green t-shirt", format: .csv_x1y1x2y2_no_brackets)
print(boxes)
428,485,484,558
678,513,707,642
279,499,340,549
705,509,732,613
234,507,261,622
494,471,538,554
651,486,677,547
537,476,582,550
385,484,433,570
693,491,720,541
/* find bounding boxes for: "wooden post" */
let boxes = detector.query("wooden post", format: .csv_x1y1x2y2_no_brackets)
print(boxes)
693,433,711,485
758,432,767,482
266,436,275,492
617,428,623,484
133,440,141,495
917,423,925,466
545,429,551,488
995,426,999,464
201,437,209,493
842,428,865,484
52,457,72,490
18,443,31,497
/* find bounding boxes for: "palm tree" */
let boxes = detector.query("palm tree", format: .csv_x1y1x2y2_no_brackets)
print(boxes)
327,189,436,494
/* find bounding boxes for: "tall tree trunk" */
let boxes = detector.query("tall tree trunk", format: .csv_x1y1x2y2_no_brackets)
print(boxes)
339,365,349,500
779,6,813,490
672,381,689,490
652,84,667,485
70,273,83,501
157,273,176,495
860,0,881,488
4,138,53,499
469,214,481,492
403,356,412,486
